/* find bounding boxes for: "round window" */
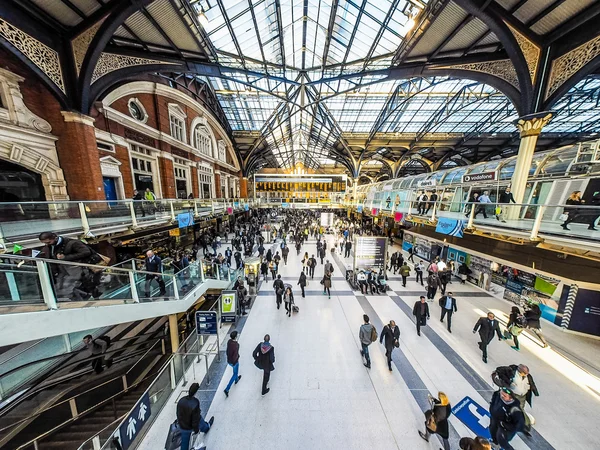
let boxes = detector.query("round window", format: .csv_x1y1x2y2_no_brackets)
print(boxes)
128,100,144,121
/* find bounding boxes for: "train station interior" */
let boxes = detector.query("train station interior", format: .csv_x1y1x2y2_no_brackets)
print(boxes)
0,0,600,449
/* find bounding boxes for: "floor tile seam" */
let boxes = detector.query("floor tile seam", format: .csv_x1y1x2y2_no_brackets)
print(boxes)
389,292,555,450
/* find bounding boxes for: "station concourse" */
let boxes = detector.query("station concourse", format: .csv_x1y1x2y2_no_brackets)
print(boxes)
1,0,600,449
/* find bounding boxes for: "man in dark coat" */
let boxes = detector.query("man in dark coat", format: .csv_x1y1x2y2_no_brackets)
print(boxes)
473,312,503,363
412,296,430,336
253,334,275,395
379,320,400,371
39,232,94,262
489,388,525,450
439,292,458,333
344,240,352,258
273,275,285,309
176,382,214,450
144,249,166,298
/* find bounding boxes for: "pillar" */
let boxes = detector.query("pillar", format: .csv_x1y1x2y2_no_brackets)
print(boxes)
159,154,176,199
510,113,553,205
190,165,199,198
240,177,248,198
58,112,105,200
214,171,221,198
169,314,179,353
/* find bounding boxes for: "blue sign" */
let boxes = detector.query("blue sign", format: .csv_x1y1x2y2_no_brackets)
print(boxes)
177,211,194,228
119,393,151,450
282,202,290,208
435,217,465,238
196,311,218,335
357,205,363,213
452,396,491,439
244,204,249,211
233,201,240,208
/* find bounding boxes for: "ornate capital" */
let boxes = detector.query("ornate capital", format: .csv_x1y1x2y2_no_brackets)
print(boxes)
61,111,95,126
514,112,552,137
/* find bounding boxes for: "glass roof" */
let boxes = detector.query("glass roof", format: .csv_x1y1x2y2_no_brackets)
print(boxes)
187,1,600,170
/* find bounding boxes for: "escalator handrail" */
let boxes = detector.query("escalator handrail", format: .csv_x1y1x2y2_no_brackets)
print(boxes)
0,332,165,381
0,341,164,435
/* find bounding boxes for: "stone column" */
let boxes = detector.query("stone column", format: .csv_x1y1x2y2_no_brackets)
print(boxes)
510,113,553,215
158,153,176,199
214,170,221,198
240,177,248,198
168,314,179,353
58,112,105,200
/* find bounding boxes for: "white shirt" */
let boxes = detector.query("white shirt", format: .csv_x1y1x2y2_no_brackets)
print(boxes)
437,261,447,271
510,373,530,396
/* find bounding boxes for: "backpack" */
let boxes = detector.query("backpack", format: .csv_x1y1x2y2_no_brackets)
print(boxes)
370,325,378,343
94,335,111,350
515,314,527,328
276,287,284,296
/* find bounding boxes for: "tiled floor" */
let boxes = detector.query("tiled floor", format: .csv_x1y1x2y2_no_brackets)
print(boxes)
142,234,600,450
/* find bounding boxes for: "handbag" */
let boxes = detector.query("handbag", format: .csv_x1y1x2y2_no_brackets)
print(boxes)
164,420,182,450
393,339,400,348
559,213,568,221
425,409,437,432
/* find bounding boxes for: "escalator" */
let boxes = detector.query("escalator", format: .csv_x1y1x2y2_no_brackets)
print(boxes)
0,315,180,450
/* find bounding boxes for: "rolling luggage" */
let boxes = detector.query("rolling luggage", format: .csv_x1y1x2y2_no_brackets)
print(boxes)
292,305,299,313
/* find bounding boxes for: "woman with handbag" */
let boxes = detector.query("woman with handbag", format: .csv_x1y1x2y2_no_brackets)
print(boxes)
419,392,452,450
561,191,584,230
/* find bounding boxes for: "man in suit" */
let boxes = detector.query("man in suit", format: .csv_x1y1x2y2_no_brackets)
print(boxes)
412,296,430,336
439,292,458,333
379,320,400,371
144,249,166,298
273,275,285,310
473,312,503,363
253,334,275,395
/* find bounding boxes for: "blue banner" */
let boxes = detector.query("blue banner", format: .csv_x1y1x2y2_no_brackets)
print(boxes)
435,217,465,237
452,396,491,439
177,211,194,228
244,204,249,211
357,205,363,213
119,393,151,450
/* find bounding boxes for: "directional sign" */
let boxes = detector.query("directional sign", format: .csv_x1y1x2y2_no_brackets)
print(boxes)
196,311,218,335
119,393,151,450
462,172,496,183
452,396,491,439
221,290,237,323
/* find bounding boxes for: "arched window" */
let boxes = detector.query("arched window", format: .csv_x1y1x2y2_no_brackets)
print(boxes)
193,124,213,158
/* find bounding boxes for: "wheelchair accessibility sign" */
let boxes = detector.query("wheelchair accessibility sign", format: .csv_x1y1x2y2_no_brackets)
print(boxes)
452,396,491,439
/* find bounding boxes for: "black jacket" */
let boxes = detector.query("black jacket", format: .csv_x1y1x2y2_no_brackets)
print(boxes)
145,255,163,279
438,295,457,312
489,390,525,434
473,317,502,342
226,339,240,365
298,272,307,287
176,395,201,432
273,278,285,295
525,304,542,329
427,399,451,439
412,301,430,319
40,236,93,262
380,324,400,349
499,191,515,204
253,342,275,372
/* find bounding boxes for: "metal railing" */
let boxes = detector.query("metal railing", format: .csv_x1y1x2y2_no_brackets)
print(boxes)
342,198,600,242
0,254,237,313
0,197,256,250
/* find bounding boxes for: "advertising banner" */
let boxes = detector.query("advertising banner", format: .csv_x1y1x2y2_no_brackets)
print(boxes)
357,205,363,213
414,237,432,261
320,212,334,227
462,172,496,183
221,290,237,323
354,237,388,271
466,254,492,290
394,212,403,222
435,217,465,238
452,396,491,440
227,206,233,215
565,288,600,336
177,211,194,228
371,208,378,216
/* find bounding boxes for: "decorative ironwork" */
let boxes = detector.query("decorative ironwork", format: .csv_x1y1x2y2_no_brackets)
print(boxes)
71,20,105,75
91,53,176,83
434,60,519,89
514,113,552,138
546,34,600,99
0,18,65,93
507,24,539,83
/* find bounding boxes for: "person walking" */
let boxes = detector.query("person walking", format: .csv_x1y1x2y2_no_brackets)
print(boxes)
561,190,584,230
144,250,166,298
224,331,241,397
459,436,491,450
458,262,471,284
322,270,332,298
260,260,269,282
83,335,111,374
399,261,411,287
379,320,400,371
344,239,352,258
496,187,515,222
474,191,492,219
132,189,145,217
439,292,457,333
489,388,525,450
281,244,289,265
415,260,425,285
418,392,452,450
273,274,284,309
504,306,526,351
524,303,549,347
298,271,307,298
473,312,503,363
318,245,326,265
412,296,430,336
176,382,214,450
359,314,376,369
509,364,539,436
426,272,442,300
283,286,294,317
308,254,317,279
253,334,275,395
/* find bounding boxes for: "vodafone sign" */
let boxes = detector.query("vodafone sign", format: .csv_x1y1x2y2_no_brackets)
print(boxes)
462,172,496,183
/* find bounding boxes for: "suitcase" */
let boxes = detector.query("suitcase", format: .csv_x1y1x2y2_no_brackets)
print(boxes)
292,305,299,313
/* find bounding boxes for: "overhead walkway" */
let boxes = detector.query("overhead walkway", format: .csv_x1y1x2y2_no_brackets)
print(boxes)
0,198,253,251
0,254,237,346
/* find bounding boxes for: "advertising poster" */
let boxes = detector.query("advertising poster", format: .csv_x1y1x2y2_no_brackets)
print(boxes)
221,290,237,322
414,237,432,261
435,217,466,238
466,254,492,290
320,212,334,227
566,288,600,336
402,233,414,252
354,237,388,271
394,212,403,222
357,205,363,213
177,211,194,228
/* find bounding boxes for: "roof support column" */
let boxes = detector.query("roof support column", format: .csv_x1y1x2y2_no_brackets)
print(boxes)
509,112,553,217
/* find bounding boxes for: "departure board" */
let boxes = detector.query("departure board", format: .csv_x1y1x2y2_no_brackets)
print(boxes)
254,175,347,193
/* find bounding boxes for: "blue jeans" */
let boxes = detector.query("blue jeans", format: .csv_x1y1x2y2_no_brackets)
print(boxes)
361,343,371,366
180,428,193,450
225,362,239,392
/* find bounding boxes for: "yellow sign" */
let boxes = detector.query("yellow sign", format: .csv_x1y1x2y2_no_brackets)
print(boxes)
169,228,181,237
318,198,331,204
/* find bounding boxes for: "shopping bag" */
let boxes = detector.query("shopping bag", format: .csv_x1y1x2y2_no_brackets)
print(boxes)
164,420,181,450
559,213,568,221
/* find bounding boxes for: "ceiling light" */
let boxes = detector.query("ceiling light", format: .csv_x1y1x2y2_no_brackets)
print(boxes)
198,11,209,29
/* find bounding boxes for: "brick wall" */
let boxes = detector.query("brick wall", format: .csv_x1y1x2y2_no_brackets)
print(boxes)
158,156,176,199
